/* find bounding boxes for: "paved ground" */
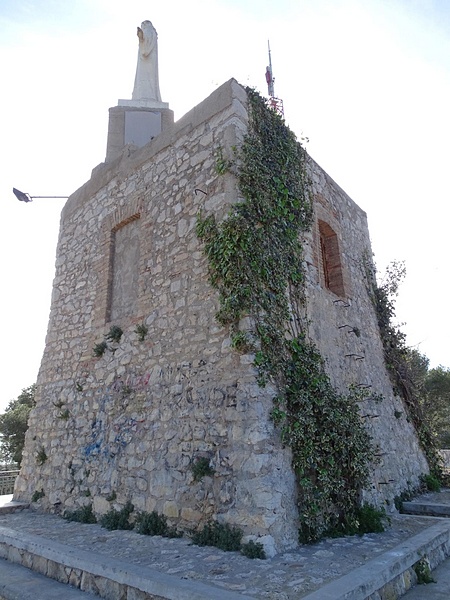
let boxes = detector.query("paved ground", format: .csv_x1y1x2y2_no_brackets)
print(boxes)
402,556,450,599
0,496,445,600
0,558,99,599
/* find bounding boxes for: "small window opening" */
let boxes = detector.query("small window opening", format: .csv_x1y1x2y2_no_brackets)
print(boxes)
318,220,345,297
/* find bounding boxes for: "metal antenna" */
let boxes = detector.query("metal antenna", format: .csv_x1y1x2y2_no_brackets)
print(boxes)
266,41,275,97
265,41,284,116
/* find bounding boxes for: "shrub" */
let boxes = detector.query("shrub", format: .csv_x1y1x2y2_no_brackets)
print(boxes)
355,503,388,534
241,539,266,559
191,521,242,551
0,384,36,466
325,503,388,538
64,503,97,524
135,511,182,538
420,473,441,492
100,500,134,530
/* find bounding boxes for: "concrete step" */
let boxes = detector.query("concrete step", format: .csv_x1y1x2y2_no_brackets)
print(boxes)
0,495,29,515
402,501,450,518
0,558,98,599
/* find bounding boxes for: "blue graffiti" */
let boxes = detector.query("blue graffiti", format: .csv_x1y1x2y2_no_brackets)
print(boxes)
82,375,148,463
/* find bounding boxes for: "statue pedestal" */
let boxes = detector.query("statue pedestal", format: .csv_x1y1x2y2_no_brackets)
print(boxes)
118,99,169,109
106,102,174,163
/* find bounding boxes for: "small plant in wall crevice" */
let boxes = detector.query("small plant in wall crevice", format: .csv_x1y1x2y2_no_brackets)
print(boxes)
414,557,435,584
36,447,48,466
106,325,123,344
134,323,148,342
214,145,233,175
31,489,45,502
93,340,108,357
191,457,215,482
58,409,70,420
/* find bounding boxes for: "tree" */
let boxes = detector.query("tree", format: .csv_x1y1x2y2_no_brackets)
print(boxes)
0,384,36,465
423,367,450,448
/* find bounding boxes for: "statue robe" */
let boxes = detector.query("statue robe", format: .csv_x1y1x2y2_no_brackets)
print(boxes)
132,21,162,102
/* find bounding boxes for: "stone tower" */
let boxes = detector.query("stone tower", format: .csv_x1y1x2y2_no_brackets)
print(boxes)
15,72,429,554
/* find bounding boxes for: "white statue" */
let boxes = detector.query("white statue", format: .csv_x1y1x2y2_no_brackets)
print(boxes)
132,21,162,102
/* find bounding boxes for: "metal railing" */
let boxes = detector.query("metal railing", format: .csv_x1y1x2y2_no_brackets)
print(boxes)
0,470,20,495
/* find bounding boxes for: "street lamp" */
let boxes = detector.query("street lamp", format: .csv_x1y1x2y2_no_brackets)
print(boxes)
12,188,68,203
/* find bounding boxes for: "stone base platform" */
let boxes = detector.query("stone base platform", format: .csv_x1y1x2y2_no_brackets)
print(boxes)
1,492,450,599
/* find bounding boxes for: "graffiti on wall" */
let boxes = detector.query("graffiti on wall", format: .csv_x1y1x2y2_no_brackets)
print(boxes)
83,373,151,462
81,362,200,463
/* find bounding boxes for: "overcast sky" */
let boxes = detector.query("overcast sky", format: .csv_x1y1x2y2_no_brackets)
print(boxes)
1,0,449,411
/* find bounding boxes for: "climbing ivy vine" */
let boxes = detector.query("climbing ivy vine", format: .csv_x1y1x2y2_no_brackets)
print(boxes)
197,88,375,542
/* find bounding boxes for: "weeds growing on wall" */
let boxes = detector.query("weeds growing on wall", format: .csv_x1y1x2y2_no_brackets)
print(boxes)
191,457,215,481
93,341,107,357
197,88,374,542
134,323,148,342
36,447,48,466
106,325,123,344
414,557,435,584
31,489,45,502
420,473,441,492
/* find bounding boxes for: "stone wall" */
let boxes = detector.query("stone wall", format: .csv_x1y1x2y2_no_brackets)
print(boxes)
15,79,428,554
303,160,428,506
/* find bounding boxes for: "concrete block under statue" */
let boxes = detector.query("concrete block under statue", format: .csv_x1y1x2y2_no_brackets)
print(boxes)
106,104,174,163
106,20,173,162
